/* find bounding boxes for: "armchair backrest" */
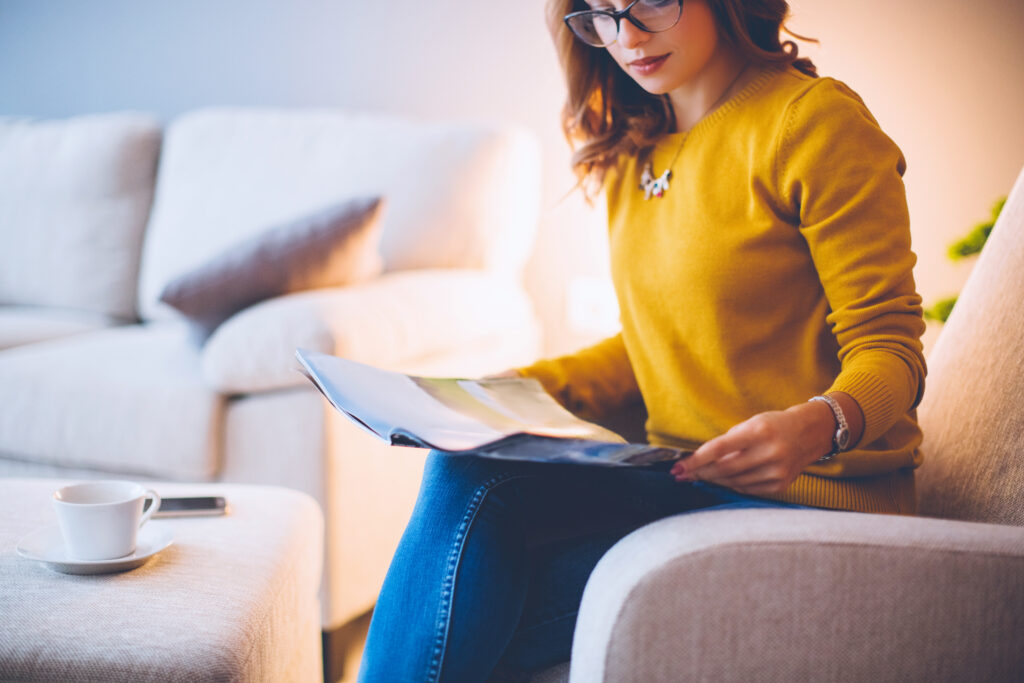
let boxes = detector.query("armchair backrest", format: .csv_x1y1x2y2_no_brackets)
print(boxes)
916,165,1024,526
136,108,541,322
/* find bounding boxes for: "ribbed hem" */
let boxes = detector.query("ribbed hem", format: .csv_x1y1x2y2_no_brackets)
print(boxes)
760,469,917,515
828,370,897,446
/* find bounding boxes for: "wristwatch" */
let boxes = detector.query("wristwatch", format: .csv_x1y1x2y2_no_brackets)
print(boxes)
808,394,850,461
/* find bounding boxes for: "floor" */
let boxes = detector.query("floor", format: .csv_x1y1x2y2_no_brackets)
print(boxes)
337,610,371,683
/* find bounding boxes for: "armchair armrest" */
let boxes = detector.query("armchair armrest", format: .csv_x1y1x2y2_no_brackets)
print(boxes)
201,269,538,393
570,507,1024,682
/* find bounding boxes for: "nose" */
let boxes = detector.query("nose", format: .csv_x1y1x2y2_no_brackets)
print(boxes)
616,18,648,49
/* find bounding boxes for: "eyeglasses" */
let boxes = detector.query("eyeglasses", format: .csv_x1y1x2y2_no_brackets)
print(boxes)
564,0,684,48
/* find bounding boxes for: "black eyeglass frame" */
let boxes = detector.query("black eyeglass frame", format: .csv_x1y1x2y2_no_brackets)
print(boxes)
563,0,685,48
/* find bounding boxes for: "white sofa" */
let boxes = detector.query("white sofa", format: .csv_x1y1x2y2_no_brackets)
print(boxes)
0,109,543,676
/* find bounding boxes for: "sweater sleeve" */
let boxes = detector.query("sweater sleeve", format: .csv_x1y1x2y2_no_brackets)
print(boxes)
775,79,927,447
516,333,641,422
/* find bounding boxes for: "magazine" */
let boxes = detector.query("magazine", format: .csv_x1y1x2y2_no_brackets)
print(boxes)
294,349,692,469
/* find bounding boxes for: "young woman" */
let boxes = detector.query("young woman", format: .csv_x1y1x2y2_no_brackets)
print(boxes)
358,0,926,680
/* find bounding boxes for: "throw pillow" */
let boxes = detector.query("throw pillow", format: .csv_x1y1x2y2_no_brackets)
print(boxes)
159,196,385,341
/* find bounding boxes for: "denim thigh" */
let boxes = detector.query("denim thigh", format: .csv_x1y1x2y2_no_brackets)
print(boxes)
358,451,805,682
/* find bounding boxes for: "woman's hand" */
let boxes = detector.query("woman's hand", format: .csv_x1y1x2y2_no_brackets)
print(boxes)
483,369,523,380
670,393,862,497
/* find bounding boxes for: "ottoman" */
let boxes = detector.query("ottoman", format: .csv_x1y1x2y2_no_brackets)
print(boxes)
0,478,324,682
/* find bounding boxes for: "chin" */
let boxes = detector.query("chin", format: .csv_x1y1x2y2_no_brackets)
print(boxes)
629,75,676,96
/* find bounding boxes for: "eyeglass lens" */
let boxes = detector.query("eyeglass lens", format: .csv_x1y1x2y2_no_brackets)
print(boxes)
568,0,682,47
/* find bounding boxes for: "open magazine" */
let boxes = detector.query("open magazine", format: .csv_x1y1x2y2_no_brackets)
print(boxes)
295,349,692,469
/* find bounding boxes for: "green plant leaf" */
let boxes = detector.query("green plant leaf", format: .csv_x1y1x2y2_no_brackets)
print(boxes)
930,196,1007,324
924,296,957,323
946,196,1006,261
991,197,1006,221
948,222,993,260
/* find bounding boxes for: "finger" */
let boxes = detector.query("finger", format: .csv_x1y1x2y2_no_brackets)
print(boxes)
688,446,774,482
708,463,788,491
483,369,522,380
674,425,756,475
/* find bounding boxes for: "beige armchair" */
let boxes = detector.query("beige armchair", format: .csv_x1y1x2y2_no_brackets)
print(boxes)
534,164,1024,682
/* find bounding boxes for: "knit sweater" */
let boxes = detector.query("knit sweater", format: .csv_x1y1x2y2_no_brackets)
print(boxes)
521,65,927,514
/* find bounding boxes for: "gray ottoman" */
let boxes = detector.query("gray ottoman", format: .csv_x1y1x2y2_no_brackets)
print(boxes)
0,478,323,682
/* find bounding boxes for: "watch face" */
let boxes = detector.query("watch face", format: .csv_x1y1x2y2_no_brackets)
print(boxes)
836,429,851,451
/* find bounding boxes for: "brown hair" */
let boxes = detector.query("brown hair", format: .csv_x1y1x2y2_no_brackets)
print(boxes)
547,0,817,197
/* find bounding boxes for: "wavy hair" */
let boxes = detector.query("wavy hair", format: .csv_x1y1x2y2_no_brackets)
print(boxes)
547,0,817,197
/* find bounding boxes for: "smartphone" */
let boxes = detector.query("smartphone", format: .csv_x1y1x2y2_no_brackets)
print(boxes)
147,496,228,518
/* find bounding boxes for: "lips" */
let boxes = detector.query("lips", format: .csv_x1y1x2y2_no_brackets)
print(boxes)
628,54,669,75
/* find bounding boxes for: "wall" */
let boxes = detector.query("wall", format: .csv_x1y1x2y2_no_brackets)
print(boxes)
788,0,1024,352
2,0,1022,357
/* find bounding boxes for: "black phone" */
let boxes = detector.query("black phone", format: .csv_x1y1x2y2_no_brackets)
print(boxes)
146,496,228,518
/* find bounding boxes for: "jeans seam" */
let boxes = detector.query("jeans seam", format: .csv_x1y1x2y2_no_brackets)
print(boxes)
426,472,534,683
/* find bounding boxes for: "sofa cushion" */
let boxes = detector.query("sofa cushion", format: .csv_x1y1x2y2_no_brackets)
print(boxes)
136,108,541,321
198,270,540,394
0,306,122,350
0,113,161,319
0,322,222,480
159,196,384,340
917,165,1024,526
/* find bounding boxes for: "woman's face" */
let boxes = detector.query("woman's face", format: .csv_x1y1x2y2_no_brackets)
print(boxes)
592,0,724,95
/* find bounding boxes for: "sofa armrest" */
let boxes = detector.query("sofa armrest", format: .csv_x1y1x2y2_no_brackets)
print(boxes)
570,507,1024,682
201,269,539,393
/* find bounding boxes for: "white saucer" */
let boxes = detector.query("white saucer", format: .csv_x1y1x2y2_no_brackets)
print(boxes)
16,524,174,575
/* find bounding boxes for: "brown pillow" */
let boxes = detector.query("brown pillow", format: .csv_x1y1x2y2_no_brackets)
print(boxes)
159,196,385,340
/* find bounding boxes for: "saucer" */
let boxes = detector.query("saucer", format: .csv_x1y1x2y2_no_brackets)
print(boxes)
16,524,174,575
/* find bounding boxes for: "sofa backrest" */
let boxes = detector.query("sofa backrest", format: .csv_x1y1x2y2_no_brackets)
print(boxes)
916,165,1024,526
0,113,161,320
136,107,541,322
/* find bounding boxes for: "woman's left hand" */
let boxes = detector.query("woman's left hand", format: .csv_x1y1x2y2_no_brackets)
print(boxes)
669,400,840,497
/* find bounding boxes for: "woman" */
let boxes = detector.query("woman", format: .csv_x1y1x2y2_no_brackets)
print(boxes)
358,1,926,680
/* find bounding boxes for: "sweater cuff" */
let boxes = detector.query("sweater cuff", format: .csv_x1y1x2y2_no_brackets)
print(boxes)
827,370,897,447
516,358,570,404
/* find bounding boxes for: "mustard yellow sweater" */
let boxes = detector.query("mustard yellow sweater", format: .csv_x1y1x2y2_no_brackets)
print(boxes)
521,66,927,514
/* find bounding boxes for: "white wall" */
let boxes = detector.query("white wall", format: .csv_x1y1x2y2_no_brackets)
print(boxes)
2,0,1022,357
788,0,1024,352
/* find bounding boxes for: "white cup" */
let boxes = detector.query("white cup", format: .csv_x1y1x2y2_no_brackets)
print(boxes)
53,481,162,560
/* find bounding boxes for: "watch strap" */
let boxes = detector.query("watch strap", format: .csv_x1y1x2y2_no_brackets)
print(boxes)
809,394,850,461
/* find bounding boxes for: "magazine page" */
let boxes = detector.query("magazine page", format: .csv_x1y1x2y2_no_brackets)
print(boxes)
473,435,688,469
295,349,626,452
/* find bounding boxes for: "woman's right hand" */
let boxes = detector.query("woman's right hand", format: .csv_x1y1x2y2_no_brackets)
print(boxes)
483,369,523,380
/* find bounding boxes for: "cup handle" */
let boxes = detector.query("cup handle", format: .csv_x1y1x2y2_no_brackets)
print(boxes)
140,489,161,527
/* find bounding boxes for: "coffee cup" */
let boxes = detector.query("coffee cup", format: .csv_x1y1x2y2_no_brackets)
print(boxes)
53,481,162,560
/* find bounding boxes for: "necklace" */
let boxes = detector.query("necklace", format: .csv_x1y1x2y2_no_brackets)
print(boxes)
639,64,750,200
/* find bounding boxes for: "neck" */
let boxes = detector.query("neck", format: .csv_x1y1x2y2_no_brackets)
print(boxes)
667,47,751,132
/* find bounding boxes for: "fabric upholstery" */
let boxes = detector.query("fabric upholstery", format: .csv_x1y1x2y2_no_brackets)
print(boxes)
137,107,541,321
0,323,221,480
569,507,1024,682
221,388,420,631
529,662,569,683
0,113,160,318
220,332,543,628
158,196,384,340
0,479,323,682
917,165,1024,525
200,269,540,393
0,306,121,350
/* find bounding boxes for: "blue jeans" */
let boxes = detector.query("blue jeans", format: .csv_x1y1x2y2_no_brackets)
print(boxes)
358,451,807,683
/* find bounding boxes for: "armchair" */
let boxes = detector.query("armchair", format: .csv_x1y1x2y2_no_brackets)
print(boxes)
535,164,1024,682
